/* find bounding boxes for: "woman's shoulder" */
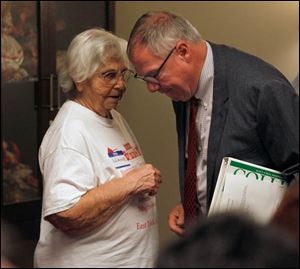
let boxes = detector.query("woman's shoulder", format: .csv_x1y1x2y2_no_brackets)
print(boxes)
53,100,88,129
40,102,90,153
111,109,127,123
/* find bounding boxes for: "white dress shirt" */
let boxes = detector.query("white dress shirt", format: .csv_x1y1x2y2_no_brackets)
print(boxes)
186,41,214,214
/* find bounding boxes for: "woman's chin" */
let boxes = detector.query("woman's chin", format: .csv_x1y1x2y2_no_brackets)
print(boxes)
107,98,120,109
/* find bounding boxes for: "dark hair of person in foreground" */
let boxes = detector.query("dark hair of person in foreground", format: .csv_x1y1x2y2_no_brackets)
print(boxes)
156,213,299,268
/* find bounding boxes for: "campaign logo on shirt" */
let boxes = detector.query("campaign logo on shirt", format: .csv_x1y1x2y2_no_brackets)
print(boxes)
107,143,143,172
107,147,129,170
107,148,124,158
123,143,142,161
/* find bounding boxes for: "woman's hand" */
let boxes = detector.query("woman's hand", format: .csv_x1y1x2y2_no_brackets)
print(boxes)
124,164,162,195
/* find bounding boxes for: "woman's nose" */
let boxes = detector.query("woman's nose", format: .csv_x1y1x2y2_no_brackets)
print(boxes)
115,76,126,88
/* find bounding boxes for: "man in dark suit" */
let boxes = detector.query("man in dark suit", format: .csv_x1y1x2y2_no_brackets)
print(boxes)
127,11,299,235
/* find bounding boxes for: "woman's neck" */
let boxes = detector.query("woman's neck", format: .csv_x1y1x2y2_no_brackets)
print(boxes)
73,97,109,118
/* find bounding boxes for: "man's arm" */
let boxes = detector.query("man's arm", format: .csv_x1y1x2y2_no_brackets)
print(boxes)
257,79,299,173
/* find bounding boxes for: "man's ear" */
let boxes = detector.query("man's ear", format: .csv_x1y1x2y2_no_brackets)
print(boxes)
175,41,192,63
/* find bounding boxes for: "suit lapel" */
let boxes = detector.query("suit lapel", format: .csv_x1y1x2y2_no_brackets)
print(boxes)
207,43,230,203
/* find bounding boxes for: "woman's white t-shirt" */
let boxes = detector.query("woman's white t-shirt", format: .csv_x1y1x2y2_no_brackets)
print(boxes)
34,100,158,268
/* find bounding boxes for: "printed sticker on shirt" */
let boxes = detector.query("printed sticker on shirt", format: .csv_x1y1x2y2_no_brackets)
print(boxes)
107,142,144,174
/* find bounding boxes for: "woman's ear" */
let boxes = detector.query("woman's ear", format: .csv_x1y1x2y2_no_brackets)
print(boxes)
75,82,84,93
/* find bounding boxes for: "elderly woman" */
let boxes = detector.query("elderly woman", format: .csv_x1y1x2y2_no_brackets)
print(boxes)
34,28,162,268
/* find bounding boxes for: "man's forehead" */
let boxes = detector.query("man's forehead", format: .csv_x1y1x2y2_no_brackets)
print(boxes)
131,46,162,73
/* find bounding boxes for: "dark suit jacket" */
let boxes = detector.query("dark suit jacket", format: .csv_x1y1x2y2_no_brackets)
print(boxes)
173,42,299,209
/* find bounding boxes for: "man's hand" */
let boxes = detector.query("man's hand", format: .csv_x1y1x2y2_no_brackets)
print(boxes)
168,203,185,236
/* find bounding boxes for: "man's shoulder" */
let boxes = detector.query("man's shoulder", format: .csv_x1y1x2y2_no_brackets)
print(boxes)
208,41,289,86
208,41,265,64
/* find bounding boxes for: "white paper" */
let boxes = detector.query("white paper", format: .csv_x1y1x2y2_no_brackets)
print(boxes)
208,157,288,223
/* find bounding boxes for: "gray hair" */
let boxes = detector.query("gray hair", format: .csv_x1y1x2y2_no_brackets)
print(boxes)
127,11,201,59
59,28,129,94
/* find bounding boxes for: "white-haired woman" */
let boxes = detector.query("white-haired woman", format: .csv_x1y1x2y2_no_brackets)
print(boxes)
34,28,162,268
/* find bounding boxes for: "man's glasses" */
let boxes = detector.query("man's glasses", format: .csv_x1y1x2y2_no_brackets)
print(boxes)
134,46,176,85
97,69,134,85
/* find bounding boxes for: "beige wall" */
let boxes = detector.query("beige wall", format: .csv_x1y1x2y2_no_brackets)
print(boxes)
115,1,299,247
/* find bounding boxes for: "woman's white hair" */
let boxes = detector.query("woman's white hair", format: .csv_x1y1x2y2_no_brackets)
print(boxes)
59,28,129,93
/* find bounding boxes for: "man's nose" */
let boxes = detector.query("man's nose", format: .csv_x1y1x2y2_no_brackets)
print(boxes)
147,82,160,93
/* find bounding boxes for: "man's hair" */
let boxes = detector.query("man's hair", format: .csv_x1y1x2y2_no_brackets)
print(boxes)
156,213,299,268
127,11,201,59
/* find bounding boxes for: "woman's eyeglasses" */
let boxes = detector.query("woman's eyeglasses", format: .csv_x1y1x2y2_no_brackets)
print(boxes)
97,69,135,85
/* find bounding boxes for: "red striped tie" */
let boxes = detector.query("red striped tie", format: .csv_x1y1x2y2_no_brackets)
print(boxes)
184,97,199,226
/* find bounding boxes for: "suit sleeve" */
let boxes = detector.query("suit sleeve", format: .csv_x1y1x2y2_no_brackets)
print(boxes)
256,79,299,174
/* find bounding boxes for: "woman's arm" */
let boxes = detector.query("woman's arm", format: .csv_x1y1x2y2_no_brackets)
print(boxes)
46,164,162,236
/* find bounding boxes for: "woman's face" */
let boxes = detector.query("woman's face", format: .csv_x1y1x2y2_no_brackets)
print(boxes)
77,60,128,116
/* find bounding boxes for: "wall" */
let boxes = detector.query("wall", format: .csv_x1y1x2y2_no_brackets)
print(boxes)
115,1,299,247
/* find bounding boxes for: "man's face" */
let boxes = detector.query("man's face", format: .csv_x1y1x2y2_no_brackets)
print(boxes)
130,45,195,102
